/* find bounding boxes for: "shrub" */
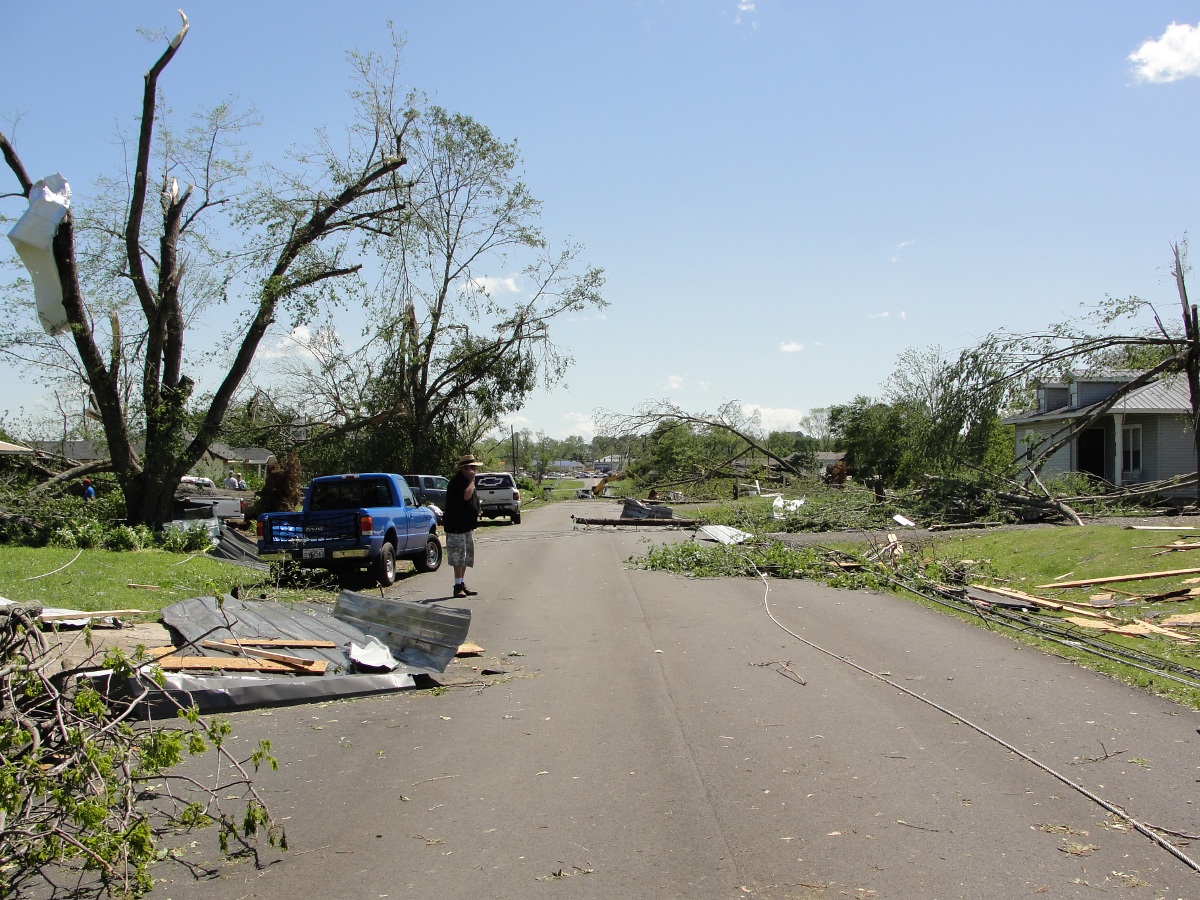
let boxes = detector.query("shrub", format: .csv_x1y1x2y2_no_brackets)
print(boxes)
159,522,214,553
103,524,155,551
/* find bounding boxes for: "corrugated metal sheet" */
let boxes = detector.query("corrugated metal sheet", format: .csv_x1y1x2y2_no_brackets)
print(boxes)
162,596,374,669
332,592,472,672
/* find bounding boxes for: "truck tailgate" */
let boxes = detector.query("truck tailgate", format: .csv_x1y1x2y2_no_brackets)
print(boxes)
261,511,360,545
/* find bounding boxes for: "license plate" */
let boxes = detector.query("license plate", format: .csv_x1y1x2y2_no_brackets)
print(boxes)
302,548,325,559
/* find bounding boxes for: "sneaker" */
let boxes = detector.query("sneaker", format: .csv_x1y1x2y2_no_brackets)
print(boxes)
453,585,468,598
459,584,479,597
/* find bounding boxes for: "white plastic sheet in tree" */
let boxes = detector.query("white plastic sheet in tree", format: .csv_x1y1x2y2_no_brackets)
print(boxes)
7,174,71,335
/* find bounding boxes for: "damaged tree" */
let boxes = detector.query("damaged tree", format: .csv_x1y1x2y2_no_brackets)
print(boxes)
0,14,417,526
269,106,606,474
594,400,810,487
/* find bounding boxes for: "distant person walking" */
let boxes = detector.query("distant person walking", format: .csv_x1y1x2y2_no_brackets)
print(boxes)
82,478,95,501
444,454,481,599
223,471,239,490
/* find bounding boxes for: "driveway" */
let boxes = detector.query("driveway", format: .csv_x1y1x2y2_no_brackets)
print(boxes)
155,501,1200,898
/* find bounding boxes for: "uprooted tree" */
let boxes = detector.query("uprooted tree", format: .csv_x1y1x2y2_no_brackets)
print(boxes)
0,14,418,526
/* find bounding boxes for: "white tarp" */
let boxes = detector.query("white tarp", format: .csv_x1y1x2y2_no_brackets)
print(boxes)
772,495,806,518
7,174,71,335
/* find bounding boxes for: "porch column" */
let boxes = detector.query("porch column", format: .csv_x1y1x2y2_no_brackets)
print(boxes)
1113,412,1124,486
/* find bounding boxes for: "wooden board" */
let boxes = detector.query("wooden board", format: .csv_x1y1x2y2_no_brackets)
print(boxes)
1063,617,1195,642
201,640,326,672
220,638,337,648
967,584,1110,619
1036,567,1200,590
149,655,328,674
456,641,485,656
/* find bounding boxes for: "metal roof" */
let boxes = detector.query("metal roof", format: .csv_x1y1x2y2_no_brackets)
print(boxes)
1007,373,1192,424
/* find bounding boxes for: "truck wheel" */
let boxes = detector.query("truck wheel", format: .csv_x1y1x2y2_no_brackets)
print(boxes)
511,511,521,525
376,542,397,587
414,535,443,572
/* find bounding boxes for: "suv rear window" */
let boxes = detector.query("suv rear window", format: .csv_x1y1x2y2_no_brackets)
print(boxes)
475,473,514,488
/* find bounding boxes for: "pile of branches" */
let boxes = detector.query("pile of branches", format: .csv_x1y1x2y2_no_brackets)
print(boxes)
0,604,285,897
907,469,1189,528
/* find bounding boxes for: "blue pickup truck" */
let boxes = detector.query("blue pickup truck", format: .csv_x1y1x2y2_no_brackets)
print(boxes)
256,473,442,586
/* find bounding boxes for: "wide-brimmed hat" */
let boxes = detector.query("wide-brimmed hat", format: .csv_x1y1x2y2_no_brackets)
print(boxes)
456,454,480,468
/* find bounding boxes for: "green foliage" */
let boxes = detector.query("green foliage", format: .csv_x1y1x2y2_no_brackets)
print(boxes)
632,537,894,591
0,605,284,896
158,523,215,553
829,344,1012,488
102,524,156,551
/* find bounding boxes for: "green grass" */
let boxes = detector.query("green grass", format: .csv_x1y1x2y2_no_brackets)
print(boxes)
0,546,329,617
919,525,1200,708
925,525,1200,604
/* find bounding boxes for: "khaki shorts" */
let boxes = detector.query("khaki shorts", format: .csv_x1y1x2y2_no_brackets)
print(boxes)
446,531,474,567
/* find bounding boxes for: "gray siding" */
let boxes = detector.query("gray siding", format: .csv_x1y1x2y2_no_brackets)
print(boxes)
1015,424,1071,477
1075,380,1124,407
1156,414,1196,480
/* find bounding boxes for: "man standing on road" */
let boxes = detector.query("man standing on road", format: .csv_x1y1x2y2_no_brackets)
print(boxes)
444,454,481,599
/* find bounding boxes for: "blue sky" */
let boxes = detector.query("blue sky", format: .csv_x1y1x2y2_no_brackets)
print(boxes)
4,2,1200,440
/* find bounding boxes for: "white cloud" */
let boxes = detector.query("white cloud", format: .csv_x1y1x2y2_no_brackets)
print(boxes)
1130,22,1200,83
868,311,890,319
261,324,336,360
562,411,596,438
666,374,685,390
468,274,521,294
741,403,804,433
734,1,757,27
779,341,804,353
890,239,916,263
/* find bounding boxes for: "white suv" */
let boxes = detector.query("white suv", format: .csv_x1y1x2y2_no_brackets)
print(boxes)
474,472,521,525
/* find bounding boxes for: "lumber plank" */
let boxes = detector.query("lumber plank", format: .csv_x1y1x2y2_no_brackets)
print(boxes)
201,640,325,672
149,655,326,673
1036,567,1200,589
967,584,1110,619
219,638,337,648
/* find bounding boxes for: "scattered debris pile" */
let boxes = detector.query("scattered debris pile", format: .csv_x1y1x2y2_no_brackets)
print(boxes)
85,592,472,714
572,497,696,528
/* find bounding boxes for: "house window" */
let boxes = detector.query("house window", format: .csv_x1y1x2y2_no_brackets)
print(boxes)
1122,425,1142,474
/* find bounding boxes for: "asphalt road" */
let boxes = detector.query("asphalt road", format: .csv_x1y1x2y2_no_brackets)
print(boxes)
156,500,1200,899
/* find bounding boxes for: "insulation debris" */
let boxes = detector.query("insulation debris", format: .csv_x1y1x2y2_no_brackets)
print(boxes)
698,525,754,545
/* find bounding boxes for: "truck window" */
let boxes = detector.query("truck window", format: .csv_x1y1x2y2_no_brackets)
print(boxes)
310,478,393,510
